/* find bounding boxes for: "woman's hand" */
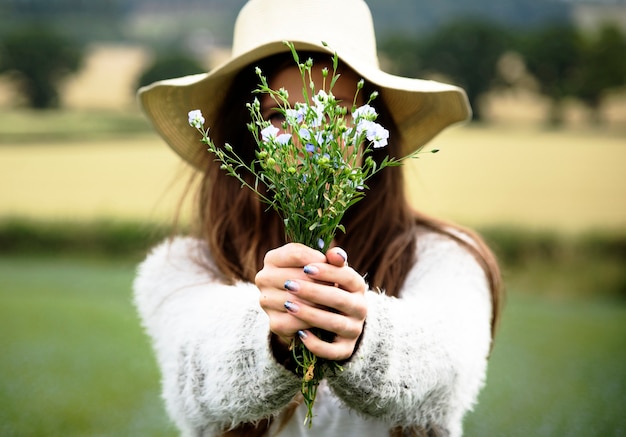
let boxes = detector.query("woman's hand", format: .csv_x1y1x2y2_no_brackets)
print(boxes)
256,243,367,362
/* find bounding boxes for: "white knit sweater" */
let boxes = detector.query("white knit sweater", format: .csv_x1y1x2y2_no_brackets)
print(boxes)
133,229,493,437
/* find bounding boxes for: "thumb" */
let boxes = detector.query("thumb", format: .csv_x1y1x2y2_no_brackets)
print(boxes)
326,247,348,267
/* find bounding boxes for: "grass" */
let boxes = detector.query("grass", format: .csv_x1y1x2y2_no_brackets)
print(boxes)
466,292,626,436
0,253,624,436
0,255,176,437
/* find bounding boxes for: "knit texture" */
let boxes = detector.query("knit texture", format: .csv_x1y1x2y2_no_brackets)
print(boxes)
133,229,492,436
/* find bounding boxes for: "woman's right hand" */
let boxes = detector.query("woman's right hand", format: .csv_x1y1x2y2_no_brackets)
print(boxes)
256,243,327,349
256,242,368,362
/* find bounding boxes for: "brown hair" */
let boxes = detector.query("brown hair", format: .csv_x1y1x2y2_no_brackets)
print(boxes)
184,52,502,436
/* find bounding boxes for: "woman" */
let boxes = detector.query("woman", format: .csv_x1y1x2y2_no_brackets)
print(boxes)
134,0,503,436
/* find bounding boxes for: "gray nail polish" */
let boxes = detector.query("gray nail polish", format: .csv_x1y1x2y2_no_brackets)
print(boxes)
284,280,299,292
303,265,319,275
284,301,299,312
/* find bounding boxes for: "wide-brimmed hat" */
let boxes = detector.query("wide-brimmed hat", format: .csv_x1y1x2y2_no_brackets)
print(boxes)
138,0,471,170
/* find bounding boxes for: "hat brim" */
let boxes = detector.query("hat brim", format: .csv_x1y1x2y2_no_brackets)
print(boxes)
138,40,471,170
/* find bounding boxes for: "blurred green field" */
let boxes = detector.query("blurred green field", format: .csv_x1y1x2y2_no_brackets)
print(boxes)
0,254,624,436
0,255,172,436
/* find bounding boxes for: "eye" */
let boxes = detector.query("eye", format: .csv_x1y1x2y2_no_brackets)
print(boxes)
267,111,286,127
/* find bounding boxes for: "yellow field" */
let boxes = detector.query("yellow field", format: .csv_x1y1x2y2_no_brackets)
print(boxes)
405,124,626,233
1,124,625,234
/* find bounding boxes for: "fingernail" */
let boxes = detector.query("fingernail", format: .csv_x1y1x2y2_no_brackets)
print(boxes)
284,301,299,312
297,330,308,339
303,265,319,275
284,280,300,292
335,248,347,263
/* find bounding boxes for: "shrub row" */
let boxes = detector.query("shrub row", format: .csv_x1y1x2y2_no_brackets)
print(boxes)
1,218,624,266
0,218,172,261
481,226,626,267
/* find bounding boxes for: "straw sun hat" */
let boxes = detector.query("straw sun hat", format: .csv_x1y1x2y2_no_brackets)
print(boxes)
138,0,471,170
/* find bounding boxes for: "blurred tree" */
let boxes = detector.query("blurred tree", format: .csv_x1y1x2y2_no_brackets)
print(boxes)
379,34,423,79
574,24,626,125
137,52,205,89
381,19,512,121
517,24,583,126
2,0,130,42
0,25,83,109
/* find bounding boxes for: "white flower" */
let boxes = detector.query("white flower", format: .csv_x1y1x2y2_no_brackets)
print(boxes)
314,90,330,106
188,109,205,129
307,104,324,128
352,104,377,121
367,122,389,148
299,128,327,148
299,127,311,140
354,119,369,136
286,108,305,123
357,120,389,148
277,133,292,145
261,125,280,141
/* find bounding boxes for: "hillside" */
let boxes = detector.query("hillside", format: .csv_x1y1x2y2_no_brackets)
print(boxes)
128,0,572,37
368,0,570,36
2,0,573,43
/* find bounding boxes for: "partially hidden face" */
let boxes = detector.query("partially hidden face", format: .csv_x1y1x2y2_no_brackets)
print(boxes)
260,60,365,129
259,60,366,160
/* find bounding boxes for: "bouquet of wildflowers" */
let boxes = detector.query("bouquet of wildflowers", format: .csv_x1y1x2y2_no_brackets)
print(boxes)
188,41,435,426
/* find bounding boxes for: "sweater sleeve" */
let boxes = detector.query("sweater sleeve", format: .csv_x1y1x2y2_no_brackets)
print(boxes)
132,237,301,435
326,230,493,436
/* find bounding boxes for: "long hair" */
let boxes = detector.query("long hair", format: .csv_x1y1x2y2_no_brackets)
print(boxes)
185,52,502,436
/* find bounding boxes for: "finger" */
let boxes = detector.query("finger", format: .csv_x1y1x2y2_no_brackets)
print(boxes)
284,299,364,339
326,247,348,267
259,284,317,317
255,265,307,290
283,280,367,320
297,329,358,361
268,311,310,341
263,243,327,268
302,263,366,294
261,291,312,337
258,287,289,312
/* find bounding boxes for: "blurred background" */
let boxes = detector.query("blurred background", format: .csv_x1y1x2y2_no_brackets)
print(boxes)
0,0,624,436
